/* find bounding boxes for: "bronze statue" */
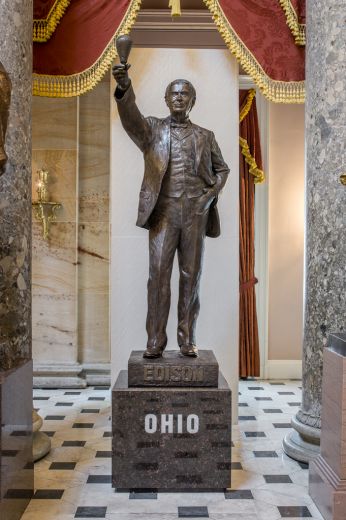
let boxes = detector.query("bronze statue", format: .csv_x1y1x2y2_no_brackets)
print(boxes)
0,62,11,175
112,40,229,359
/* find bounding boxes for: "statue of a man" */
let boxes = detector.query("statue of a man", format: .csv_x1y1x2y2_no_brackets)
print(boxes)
113,64,229,359
0,62,11,175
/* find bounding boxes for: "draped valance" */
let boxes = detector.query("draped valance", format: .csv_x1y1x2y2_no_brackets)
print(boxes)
33,0,305,103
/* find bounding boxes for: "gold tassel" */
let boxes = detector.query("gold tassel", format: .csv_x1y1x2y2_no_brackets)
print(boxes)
169,0,181,17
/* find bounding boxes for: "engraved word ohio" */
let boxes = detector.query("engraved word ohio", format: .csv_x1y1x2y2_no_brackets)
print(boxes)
144,414,200,434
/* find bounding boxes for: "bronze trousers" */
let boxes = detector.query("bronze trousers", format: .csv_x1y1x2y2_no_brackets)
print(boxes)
146,194,209,350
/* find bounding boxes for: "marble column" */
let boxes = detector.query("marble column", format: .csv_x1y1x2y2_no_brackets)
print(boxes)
0,1,34,518
283,0,346,462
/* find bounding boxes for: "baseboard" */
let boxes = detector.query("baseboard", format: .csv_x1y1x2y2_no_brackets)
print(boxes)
80,363,111,386
33,362,111,388
264,359,302,380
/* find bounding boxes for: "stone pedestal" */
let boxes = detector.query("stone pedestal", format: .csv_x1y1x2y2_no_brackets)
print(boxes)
0,361,33,519
113,351,232,490
309,333,346,519
128,350,219,387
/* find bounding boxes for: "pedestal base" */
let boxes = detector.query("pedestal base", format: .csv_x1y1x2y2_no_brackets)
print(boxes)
112,370,232,490
283,415,320,463
0,361,33,520
309,456,346,520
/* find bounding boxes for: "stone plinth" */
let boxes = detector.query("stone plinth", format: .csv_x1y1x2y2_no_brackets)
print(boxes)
309,333,346,520
112,370,232,490
0,361,33,519
128,350,219,387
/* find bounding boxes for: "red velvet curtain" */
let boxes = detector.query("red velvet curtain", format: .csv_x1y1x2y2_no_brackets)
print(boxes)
239,89,262,378
32,0,305,102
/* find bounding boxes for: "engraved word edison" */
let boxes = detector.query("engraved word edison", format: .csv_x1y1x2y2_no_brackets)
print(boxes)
145,414,199,434
144,364,204,383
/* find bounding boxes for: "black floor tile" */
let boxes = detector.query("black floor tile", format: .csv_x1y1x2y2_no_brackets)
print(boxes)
278,505,312,517
231,462,243,469
64,391,81,395
62,440,86,447
81,409,100,413
95,451,112,457
178,506,209,517
248,387,264,390
55,402,73,406
87,475,112,484
273,423,291,428
72,423,94,428
4,489,33,499
103,431,112,437
270,382,285,385
288,402,301,406
278,392,295,395
253,451,278,458
255,397,272,401
238,416,256,421
33,396,50,400
263,409,283,413
264,475,292,483
33,489,64,499
2,450,19,457
44,415,65,420
224,489,253,499
245,431,266,438
49,462,76,470
129,489,158,499
93,386,110,390
42,431,56,437
88,397,105,401
238,403,249,407
75,506,107,518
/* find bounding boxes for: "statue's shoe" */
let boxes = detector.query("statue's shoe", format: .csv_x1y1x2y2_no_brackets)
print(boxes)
180,344,198,357
143,346,164,358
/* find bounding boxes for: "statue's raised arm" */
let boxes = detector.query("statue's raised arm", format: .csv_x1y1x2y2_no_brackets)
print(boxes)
0,62,11,174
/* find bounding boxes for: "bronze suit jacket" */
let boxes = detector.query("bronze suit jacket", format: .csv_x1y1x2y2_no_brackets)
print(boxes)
115,84,230,237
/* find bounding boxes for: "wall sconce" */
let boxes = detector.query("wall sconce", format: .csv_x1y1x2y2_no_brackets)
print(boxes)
340,173,346,186
32,169,62,240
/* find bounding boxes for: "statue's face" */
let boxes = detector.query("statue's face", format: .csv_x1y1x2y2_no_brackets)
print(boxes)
165,81,195,118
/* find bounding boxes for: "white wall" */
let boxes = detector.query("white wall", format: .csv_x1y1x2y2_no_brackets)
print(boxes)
110,48,239,419
267,103,305,378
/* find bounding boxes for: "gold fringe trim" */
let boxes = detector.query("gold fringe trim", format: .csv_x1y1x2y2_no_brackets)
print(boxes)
278,0,306,46
239,88,256,122
33,0,71,42
169,0,181,17
203,0,305,103
33,0,142,97
239,137,265,184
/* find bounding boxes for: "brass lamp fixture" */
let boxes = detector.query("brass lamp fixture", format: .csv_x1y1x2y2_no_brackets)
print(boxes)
32,169,62,240
340,173,346,186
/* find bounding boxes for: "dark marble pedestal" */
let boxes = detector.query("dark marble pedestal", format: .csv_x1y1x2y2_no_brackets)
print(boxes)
0,360,33,520
112,369,232,490
309,334,346,520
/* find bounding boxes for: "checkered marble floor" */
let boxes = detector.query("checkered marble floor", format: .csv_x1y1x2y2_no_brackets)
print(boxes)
21,380,323,520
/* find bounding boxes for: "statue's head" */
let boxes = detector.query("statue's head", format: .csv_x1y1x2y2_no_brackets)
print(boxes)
0,63,11,174
165,79,196,118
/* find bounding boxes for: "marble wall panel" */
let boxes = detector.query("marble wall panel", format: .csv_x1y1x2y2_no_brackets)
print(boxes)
32,294,77,363
79,73,110,207
77,74,111,367
78,292,109,364
32,149,77,222
32,221,77,296
32,97,78,150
